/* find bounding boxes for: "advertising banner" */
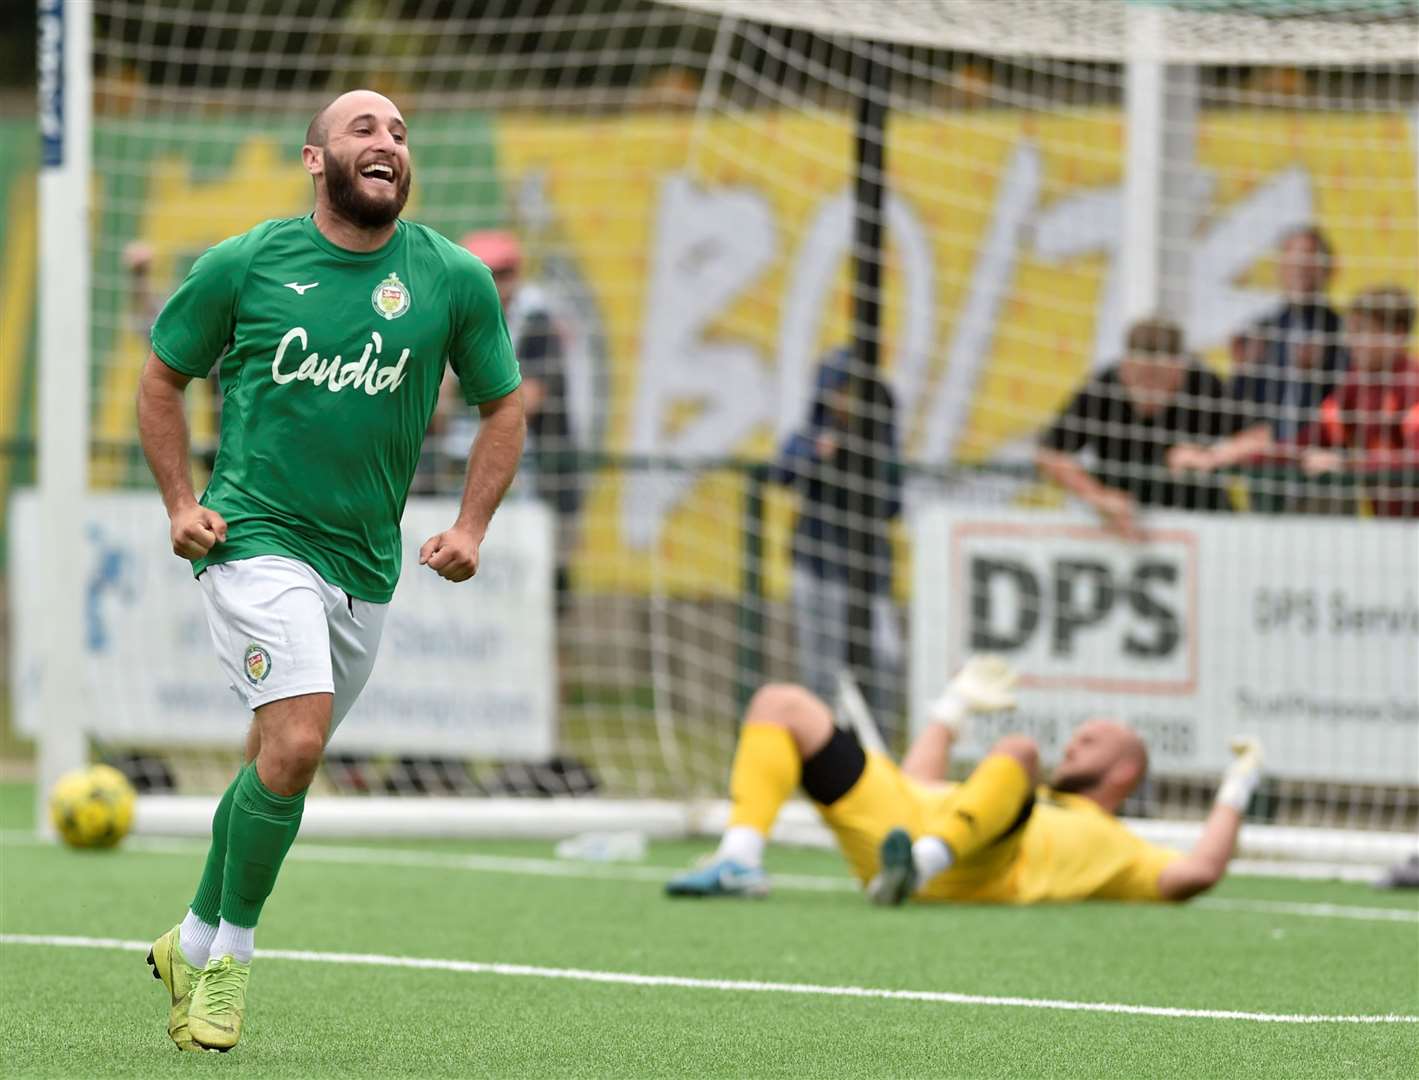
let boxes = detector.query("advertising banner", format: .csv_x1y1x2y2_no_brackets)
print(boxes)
10,492,556,758
911,506,1418,782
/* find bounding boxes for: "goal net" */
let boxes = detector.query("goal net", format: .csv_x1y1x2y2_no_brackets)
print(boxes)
14,0,1417,868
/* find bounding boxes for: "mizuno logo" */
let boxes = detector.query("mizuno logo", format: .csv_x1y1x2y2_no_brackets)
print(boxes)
283,281,320,295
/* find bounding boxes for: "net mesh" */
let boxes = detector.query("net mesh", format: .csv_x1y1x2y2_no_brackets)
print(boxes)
18,0,1418,845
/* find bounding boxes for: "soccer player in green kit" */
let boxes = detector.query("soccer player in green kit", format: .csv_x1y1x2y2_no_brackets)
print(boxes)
136,89,524,1052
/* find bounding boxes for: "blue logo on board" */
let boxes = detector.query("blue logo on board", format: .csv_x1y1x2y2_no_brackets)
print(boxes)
85,526,137,653
38,0,65,168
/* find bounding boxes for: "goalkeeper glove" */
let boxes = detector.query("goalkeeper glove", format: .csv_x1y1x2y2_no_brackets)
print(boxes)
1214,736,1263,812
926,654,1018,739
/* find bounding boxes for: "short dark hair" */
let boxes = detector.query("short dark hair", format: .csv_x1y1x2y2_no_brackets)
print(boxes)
1281,224,1335,282
1125,316,1184,358
1349,286,1415,337
305,102,332,148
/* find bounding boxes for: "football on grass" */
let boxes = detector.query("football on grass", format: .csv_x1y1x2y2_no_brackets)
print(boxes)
49,765,136,849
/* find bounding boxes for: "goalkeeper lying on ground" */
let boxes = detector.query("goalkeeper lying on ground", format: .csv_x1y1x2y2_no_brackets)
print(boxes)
667,657,1262,904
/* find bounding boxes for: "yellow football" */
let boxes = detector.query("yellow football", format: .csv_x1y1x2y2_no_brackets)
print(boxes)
49,765,136,849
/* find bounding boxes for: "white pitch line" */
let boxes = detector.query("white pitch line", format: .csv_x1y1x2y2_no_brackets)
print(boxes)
4,830,1416,923
1196,898,1419,924
2,933,1415,1026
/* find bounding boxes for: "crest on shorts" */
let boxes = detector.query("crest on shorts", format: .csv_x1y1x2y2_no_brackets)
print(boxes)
371,272,411,321
243,643,272,685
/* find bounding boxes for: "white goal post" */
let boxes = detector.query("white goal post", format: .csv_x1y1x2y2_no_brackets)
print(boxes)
34,0,92,839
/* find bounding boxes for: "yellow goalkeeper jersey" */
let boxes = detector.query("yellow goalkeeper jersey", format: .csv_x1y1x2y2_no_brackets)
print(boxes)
919,788,1182,905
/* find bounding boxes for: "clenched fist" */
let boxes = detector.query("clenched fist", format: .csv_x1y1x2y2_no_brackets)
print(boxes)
170,503,227,561
419,524,482,583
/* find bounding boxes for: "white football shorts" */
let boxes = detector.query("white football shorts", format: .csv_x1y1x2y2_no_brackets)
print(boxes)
198,554,388,734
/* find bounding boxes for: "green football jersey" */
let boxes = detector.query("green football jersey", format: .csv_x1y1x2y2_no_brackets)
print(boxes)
150,215,521,602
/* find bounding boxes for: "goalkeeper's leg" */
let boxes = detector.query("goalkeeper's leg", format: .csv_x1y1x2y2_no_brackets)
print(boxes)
931,737,1037,864
727,683,834,829
875,737,1039,905
667,684,837,897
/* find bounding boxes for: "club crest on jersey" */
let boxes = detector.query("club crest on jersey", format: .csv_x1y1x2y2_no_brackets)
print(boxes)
372,272,411,321
243,643,272,685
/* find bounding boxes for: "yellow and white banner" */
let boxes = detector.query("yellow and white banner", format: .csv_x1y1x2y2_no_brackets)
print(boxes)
497,109,1418,594
75,109,1419,597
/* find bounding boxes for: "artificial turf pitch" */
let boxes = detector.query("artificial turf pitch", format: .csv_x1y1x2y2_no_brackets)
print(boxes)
1,783,1415,1078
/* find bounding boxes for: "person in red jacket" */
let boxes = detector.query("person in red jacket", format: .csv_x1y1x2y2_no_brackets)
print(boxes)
1295,286,1418,518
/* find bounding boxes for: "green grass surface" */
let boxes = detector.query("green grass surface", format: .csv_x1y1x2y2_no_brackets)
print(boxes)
2,782,1416,1078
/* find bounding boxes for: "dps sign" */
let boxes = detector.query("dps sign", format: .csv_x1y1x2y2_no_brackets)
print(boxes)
912,507,1418,783
10,492,556,759
963,525,1195,693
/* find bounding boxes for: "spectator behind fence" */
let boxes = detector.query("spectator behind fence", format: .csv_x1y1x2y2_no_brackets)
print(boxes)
1037,317,1241,539
1288,286,1418,518
122,241,165,335
437,230,582,600
1172,226,1347,475
771,347,903,721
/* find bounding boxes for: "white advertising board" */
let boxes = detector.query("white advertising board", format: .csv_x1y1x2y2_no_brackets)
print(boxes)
10,492,556,759
911,507,1418,783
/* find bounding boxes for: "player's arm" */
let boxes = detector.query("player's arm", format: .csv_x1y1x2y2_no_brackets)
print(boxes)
1157,738,1262,901
1169,423,1273,474
424,248,529,581
138,231,248,559
419,386,526,583
1036,448,1142,541
466,388,527,524
137,351,227,560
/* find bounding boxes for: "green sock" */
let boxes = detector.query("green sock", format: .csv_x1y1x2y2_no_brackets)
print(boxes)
189,764,248,925
219,765,306,929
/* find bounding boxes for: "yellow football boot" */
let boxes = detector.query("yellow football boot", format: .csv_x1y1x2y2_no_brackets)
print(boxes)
146,925,202,1051
187,954,252,1051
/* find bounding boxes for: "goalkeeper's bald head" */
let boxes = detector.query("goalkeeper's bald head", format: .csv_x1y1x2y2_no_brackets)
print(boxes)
1050,718,1148,804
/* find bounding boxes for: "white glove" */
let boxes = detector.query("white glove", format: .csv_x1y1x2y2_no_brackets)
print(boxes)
926,655,1018,738
1215,736,1263,812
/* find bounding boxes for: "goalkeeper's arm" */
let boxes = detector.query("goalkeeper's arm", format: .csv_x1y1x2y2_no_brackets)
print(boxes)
1157,738,1262,901
901,656,1017,783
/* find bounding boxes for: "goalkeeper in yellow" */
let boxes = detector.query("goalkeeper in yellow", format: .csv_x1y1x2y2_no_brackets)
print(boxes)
667,657,1263,904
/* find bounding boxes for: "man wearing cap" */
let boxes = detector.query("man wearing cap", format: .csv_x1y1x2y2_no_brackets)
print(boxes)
449,231,580,601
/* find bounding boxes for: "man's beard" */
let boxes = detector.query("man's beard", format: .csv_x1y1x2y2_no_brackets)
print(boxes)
1049,767,1103,794
324,148,411,229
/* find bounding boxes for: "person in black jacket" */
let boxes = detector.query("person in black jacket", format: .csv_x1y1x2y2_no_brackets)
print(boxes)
1037,317,1242,539
772,347,903,719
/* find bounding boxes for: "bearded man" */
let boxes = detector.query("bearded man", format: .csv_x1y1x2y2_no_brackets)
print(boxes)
137,90,525,1051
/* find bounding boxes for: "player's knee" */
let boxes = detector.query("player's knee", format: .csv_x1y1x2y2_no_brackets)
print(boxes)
287,726,326,768
243,723,261,765
746,683,824,729
744,683,833,756
989,736,1040,783
264,724,326,788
